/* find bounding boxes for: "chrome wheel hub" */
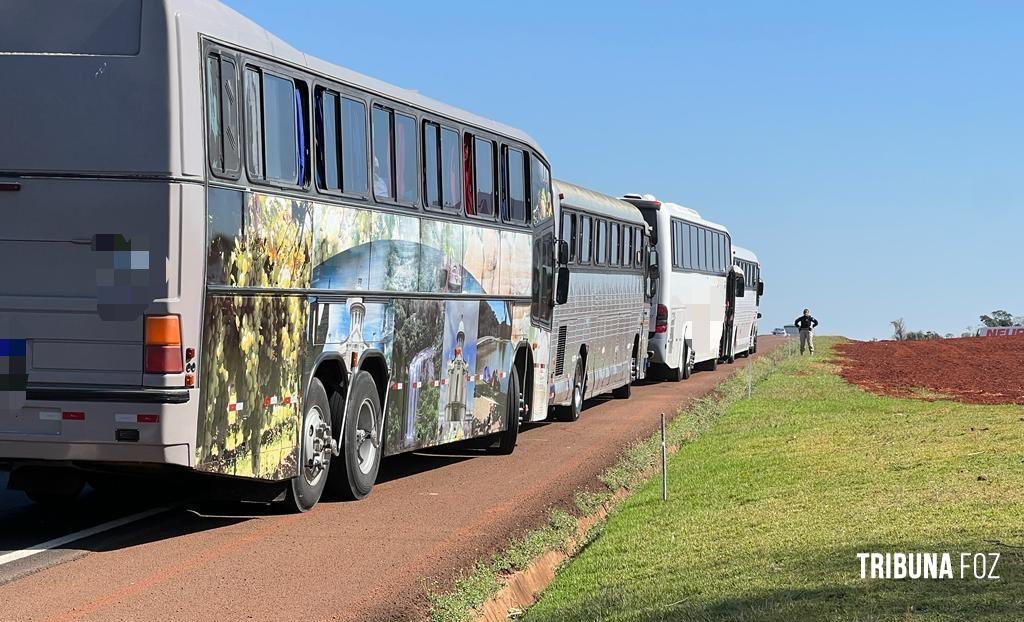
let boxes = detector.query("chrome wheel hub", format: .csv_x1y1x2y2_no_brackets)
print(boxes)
354,398,378,476
302,405,332,487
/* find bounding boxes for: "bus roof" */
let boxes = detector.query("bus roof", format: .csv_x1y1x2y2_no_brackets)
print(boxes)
179,0,547,160
619,194,729,234
555,180,647,226
733,244,759,264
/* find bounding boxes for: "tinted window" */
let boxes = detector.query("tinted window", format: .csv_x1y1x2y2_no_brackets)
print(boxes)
505,147,527,223
441,127,461,210
371,106,392,199
596,220,607,264
689,225,698,270
474,137,495,217
316,89,340,190
609,222,620,266
205,54,240,178
395,112,416,203
206,56,222,172
579,215,591,263
423,122,440,208
244,68,263,179
622,226,632,268
263,73,298,184
530,155,552,222
562,211,576,262
341,97,368,194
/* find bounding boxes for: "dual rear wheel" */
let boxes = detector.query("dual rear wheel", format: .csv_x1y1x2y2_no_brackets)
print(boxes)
286,371,382,512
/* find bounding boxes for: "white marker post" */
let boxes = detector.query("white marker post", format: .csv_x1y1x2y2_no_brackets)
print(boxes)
660,412,668,501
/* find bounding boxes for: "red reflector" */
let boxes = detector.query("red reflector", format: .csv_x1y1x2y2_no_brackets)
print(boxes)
0,182,21,192
62,411,85,421
655,325,668,334
145,345,183,374
137,414,160,424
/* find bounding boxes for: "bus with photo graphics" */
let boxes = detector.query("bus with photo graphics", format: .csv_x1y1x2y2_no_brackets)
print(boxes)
546,181,651,422
620,194,732,381
727,245,764,360
0,0,562,511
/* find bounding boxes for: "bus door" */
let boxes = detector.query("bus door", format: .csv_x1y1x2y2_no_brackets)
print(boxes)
722,266,743,359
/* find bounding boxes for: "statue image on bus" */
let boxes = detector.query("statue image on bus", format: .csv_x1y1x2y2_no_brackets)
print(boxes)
445,317,470,421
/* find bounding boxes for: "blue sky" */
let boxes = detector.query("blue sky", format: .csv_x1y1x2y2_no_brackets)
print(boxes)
225,1,1024,339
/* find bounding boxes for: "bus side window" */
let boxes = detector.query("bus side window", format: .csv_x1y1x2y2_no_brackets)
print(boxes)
622,225,632,268
503,146,527,224
634,227,642,266
578,215,591,263
595,219,607,265
242,66,308,187
472,137,496,218
561,210,577,263
206,53,240,179
609,222,620,267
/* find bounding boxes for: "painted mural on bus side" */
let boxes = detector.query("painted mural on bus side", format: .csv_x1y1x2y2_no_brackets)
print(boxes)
201,189,526,477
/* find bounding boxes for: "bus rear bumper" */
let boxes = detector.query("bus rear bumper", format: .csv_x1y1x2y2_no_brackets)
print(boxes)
0,439,191,467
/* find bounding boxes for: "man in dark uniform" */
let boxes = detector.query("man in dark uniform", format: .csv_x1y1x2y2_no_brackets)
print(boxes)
795,309,819,354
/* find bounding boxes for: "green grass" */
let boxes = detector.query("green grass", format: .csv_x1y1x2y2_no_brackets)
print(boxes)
525,338,1024,621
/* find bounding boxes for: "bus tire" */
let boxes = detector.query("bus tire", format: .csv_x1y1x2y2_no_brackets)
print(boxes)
726,353,736,364
612,379,631,399
489,366,521,455
554,359,585,422
286,377,333,512
329,371,382,501
750,338,758,354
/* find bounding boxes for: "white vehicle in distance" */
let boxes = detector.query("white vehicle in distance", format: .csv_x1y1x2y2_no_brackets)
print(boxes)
772,328,787,336
621,194,732,381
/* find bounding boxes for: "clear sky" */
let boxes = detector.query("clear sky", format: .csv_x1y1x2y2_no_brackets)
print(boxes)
224,1,1023,340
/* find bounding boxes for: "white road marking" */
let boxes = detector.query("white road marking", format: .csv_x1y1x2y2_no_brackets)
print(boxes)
0,505,172,567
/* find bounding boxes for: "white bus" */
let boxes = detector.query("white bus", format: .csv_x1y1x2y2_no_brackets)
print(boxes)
0,0,562,511
621,195,732,381
727,245,764,359
547,181,651,421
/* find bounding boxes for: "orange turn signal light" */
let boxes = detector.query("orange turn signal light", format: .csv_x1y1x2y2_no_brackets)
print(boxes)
145,315,181,346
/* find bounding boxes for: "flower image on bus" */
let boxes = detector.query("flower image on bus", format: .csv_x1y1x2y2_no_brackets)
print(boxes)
547,181,651,421
729,245,764,359
0,0,559,511
620,194,731,381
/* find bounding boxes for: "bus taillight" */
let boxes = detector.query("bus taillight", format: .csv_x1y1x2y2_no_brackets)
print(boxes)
144,315,183,374
655,304,668,333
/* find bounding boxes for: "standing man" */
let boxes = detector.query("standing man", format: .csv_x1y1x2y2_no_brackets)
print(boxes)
795,308,819,354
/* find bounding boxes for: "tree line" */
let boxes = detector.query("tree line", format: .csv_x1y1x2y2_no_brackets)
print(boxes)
888,310,1021,341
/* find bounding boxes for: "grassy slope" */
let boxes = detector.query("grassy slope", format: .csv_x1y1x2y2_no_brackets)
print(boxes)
525,338,1024,621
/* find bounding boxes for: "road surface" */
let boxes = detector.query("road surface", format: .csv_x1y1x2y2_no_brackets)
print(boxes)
0,337,784,622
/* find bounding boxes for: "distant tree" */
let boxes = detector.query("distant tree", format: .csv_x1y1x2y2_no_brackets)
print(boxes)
905,330,942,341
980,310,1016,327
891,318,906,341
945,333,954,339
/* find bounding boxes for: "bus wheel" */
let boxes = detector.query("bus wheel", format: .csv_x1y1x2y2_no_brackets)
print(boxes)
488,366,521,455
750,338,758,354
331,371,382,501
668,347,690,382
726,353,736,364
555,360,585,422
286,378,333,512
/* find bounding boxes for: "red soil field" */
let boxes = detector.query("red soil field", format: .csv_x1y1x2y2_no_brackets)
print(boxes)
835,336,1024,405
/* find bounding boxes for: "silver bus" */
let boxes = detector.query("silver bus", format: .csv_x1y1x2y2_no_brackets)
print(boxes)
547,181,651,421
0,0,562,511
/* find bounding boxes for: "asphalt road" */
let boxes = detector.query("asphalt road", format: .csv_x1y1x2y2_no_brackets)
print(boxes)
0,337,783,622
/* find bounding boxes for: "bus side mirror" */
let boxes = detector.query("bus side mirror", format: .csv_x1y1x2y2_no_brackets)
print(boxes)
757,312,762,319
555,266,570,305
757,281,764,296
556,240,569,267
735,279,745,297
648,274,659,299
649,249,659,271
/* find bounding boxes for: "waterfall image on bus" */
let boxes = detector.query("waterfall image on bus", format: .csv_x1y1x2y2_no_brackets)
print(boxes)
621,194,732,381
546,181,652,422
0,0,565,511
